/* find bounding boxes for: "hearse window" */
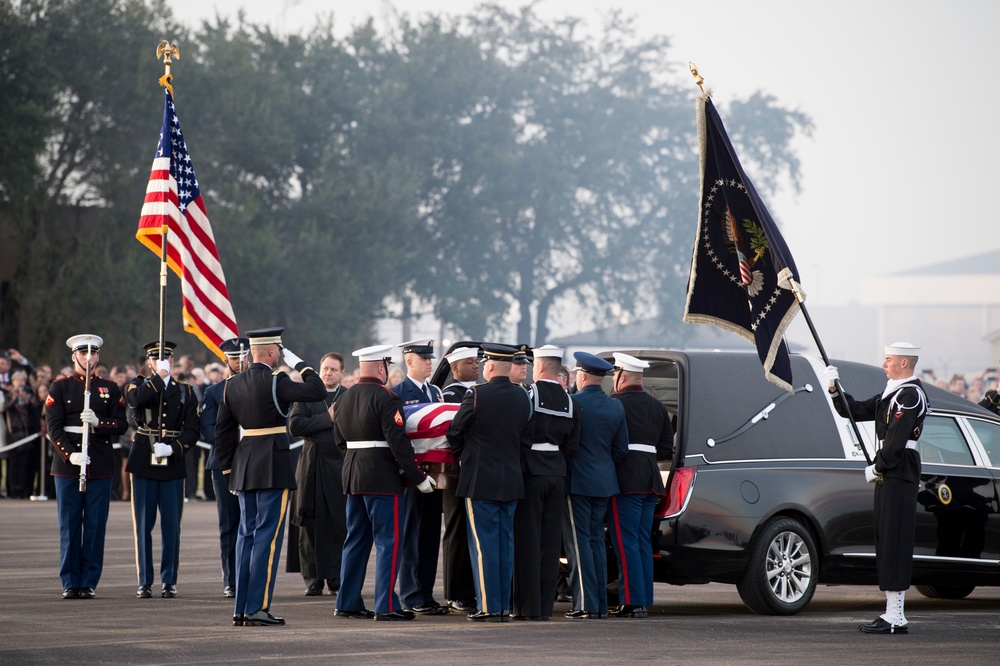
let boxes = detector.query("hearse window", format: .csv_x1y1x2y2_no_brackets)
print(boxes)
916,416,974,466
966,418,1000,467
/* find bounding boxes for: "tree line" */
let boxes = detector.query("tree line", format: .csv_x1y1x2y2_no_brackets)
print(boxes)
0,0,812,365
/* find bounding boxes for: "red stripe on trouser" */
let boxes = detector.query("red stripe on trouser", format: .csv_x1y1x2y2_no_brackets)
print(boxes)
611,496,630,605
389,495,400,612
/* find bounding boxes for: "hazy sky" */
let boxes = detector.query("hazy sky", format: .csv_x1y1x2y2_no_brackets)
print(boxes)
168,0,1000,308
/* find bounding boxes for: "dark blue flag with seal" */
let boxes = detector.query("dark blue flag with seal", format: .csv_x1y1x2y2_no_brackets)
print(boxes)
683,93,802,392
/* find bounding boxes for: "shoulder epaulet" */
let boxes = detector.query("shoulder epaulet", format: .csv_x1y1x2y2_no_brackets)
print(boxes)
272,368,282,377
52,374,71,384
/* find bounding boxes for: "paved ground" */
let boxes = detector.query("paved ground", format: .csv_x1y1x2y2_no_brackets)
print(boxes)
1,498,999,665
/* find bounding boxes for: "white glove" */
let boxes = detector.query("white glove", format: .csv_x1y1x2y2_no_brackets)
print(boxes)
69,452,91,466
282,348,304,367
824,365,839,390
864,464,879,483
80,408,99,427
416,475,437,494
153,442,174,457
155,359,171,376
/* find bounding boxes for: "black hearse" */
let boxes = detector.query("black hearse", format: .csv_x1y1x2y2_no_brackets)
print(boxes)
433,345,1000,615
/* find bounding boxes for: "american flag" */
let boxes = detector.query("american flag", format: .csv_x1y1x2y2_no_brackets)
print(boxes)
403,402,460,464
137,89,238,358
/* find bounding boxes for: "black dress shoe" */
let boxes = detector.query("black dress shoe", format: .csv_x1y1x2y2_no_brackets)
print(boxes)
564,609,589,619
467,610,503,622
161,584,177,598
137,585,152,599
448,598,476,612
556,593,572,603
62,588,79,600
859,617,907,634
244,610,285,626
409,600,449,615
304,581,323,596
78,587,96,599
335,608,375,619
510,614,542,621
223,586,235,598
375,610,416,621
609,604,647,618
233,614,245,627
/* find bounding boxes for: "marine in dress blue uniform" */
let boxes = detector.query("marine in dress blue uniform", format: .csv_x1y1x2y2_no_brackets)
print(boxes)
334,344,436,621
125,340,201,599
563,352,628,619
828,341,928,634
446,344,533,622
199,337,248,598
215,327,327,627
513,345,580,620
390,338,449,615
607,352,673,618
45,334,128,599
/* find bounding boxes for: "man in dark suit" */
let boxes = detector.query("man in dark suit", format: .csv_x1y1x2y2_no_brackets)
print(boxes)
125,340,201,599
564,352,629,619
45,334,128,599
289,352,348,597
334,344,436,622
513,344,580,621
199,336,248,599
216,327,326,627
607,352,673,618
446,343,533,622
391,339,448,615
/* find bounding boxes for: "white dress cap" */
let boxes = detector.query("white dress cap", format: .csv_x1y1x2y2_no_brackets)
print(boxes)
353,344,396,362
884,341,921,357
66,334,104,352
613,351,650,373
445,346,479,364
532,344,564,360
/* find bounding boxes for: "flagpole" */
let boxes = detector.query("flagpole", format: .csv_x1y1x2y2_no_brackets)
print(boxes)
151,41,179,467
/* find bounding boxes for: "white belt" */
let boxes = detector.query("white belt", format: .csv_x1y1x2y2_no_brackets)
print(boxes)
346,440,390,449
628,443,656,454
64,426,86,434
531,443,559,452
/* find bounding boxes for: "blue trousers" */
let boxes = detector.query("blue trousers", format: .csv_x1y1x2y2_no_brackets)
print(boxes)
55,476,111,590
336,493,405,614
211,469,241,588
235,488,289,616
130,476,185,586
608,492,658,606
466,498,517,614
565,494,610,614
398,486,442,608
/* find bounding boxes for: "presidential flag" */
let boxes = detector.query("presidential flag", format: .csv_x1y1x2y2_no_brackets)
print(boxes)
683,93,801,392
403,402,460,464
137,89,238,358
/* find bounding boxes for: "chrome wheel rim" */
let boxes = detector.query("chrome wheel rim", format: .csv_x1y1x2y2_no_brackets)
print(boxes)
764,530,812,604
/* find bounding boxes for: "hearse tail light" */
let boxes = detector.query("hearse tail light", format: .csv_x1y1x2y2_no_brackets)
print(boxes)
658,466,696,519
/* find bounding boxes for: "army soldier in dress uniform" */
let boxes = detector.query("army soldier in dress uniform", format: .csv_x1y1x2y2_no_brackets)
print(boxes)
125,340,201,599
826,341,928,635
439,346,479,613
563,352,628,619
334,344,436,622
200,336,248,599
289,352,348,597
446,343,533,622
607,352,673,618
45,334,128,599
513,344,580,621
216,327,326,627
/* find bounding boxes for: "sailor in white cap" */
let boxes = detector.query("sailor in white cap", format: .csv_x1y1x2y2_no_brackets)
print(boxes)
334,344,436,621
512,344,580,620
825,342,928,634
607,352,673,618
45,334,128,599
